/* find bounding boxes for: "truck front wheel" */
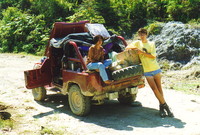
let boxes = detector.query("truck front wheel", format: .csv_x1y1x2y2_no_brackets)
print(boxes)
118,93,137,105
32,87,46,101
68,85,91,116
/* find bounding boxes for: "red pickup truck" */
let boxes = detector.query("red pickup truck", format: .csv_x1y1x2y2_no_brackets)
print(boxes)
24,21,144,116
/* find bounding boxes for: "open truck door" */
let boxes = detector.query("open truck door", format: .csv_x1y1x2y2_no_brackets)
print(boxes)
24,58,52,89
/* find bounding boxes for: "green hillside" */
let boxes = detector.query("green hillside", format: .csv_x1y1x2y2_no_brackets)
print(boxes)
0,0,199,54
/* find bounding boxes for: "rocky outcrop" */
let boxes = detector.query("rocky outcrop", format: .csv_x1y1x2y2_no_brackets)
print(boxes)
148,22,200,64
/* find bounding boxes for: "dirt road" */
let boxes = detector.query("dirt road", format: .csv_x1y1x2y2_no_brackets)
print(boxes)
0,53,200,135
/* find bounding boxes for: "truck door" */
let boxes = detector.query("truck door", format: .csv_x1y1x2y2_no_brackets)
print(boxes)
24,59,52,89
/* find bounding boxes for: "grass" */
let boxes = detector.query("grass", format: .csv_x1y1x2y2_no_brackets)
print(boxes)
0,103,13,132
0,119,14,130
50,112,60,121
40,126,69,135
172,80,200,95
163,70,200,95
24,99,32,103
159,59,200,96
0,52,43,59
188,19,200,29
16,113,26,118
40,126,54,135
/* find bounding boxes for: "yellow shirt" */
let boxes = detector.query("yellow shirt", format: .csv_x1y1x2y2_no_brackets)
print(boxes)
126,40,160,72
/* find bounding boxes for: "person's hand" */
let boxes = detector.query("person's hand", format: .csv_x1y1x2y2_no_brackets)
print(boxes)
137,49,144,54
125,47,137,51
132,48,143,54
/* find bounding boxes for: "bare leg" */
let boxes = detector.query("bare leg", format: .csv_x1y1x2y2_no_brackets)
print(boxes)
154,73,164,97
146,73,173,117
145,76,165,104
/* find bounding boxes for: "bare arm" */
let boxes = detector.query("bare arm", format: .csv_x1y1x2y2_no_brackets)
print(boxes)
127,48,156,59
87,47,95,63
137,49,156,59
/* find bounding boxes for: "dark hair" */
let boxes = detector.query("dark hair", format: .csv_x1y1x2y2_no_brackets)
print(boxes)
93,35,104,44
137,28,148,35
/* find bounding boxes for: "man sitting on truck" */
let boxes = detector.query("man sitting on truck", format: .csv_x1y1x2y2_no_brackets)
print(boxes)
86,35,114,85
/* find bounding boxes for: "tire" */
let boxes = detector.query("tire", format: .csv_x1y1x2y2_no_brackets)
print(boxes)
32,87,46,101
112,65,143,81
118,93,137,105
68,85,91,116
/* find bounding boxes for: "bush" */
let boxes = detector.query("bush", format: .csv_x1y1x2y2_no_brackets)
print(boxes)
67,0,105,24
0,7,49,54
30,0,75,26
146,22,163,35
166,0,200,23
0,0,200,54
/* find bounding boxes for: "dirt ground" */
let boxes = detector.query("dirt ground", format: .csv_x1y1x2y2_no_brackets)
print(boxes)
0,53,200,135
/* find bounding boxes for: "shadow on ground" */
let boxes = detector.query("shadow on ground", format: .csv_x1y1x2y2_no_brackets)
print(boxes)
33,94,186,131
0,112,11,120
0,104,11,120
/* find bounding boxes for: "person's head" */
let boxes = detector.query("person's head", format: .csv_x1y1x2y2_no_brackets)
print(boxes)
138,28,148,36
93,35,104,45
137,28,148,41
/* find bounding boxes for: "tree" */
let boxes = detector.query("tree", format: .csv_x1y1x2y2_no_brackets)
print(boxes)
67,0,105,24
0,7,49,54
30,0,75,26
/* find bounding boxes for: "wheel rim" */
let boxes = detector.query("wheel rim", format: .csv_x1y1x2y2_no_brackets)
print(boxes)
33,87,41,97
68,85,91,116
71,90,83,112
32,87,46,101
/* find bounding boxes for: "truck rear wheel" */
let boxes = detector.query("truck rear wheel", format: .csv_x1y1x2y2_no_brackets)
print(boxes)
118,93,137,105
32,87,46,101
68,85,91,116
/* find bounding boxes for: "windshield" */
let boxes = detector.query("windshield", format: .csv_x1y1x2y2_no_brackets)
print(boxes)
85,23,110,39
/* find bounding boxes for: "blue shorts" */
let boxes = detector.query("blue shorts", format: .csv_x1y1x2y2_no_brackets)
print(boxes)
144,69,162,76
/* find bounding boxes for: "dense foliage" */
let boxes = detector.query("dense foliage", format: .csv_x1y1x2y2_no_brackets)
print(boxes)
0,0,199,54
